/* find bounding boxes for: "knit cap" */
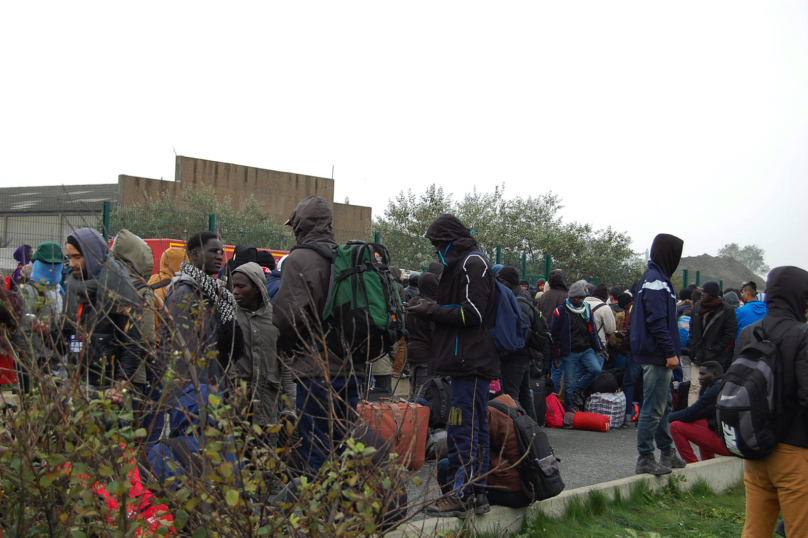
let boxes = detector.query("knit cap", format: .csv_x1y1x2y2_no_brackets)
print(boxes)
568,279,589,298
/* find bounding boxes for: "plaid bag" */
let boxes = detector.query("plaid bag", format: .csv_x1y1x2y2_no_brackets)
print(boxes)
585,392,626,429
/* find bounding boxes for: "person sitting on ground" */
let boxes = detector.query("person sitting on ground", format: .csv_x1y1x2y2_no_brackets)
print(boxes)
667,361,730,464
548,279,604,410
688,281,738,372
736,282,767,341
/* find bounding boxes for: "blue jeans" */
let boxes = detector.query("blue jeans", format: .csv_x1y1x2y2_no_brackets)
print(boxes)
447,376,490,499
622,355,642,415
636,364,674,455
296,377,359,472
561,349,602,409
550,361,564,395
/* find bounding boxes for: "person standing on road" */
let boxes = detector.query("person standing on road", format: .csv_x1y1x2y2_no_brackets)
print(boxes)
631,233,687,475
405,271,438,399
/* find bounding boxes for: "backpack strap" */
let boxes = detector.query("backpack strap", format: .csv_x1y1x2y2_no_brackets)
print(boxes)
150,279,172,291
592,303,608,314
489,400,525,420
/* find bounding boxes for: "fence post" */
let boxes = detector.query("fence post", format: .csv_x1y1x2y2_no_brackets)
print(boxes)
521,253,527,278
102,201,111,241
720,280,724,292
208,213,216,233
683,269,689,287
594,278,600,285
544,254,552,279
496,245,502,264
374,231,381,243
696,271,701,286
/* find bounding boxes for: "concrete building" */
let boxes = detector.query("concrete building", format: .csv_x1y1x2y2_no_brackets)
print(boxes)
0,156,372,273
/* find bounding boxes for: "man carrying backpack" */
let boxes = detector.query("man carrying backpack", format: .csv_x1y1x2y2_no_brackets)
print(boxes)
734,266,808,537
408,214,497,517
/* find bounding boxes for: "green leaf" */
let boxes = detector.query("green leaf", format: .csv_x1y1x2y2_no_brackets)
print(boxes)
99,465,115,477
134,428,148,438
173,509,189,530
192,528,209,538
208,393,222,408
225,489,239,507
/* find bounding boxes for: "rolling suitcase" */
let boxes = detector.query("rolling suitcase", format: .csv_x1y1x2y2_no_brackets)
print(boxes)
529,377,546,426
357,401,430,470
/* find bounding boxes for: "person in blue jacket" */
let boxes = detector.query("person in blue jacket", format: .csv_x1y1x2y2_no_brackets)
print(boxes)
630,233,688,476
736,282,767,340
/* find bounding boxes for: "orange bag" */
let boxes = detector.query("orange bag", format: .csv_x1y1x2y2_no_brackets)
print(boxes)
358,401,430,469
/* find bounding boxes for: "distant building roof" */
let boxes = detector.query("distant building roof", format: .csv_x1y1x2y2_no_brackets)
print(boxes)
0,184,119,213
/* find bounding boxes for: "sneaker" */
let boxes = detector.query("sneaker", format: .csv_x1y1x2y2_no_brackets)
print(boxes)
425,496,468,519
660,448,686,469
573,392,585,408
635,453,672,476
472,494,490,515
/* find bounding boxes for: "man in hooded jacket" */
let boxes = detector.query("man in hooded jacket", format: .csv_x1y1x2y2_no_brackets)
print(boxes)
734,266,808,537
272,196,357,473
688,281,737,372
62,228,146,402
405,271,438,399
408,214,497,517
538,269,569,321
147,247,188,303
630,233,687,475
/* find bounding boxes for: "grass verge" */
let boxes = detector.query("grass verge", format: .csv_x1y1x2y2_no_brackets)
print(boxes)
515,478,747,538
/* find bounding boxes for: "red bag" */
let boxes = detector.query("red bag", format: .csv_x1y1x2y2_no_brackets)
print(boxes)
572,411,611,432
545,394,565,428
0,351,17,385
358,401,430,469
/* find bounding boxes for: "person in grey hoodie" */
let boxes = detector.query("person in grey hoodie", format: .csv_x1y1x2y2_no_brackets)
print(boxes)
231,262,295,429
63,228,145,402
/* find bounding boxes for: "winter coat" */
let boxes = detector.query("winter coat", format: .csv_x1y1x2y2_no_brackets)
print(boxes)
487,393,527,496
548,303,602,363
631,260,681,366
668,375,724,432
272,196,350,380
62,228,145,386
735,300,767,341
233,263,295,423
422,215,498,380
735,266,808,449
584,296,616,348
265,269,282,304
537,269,568,321
147,247,188,303
406,272,438,365
19,281,63,367
688,300,737,370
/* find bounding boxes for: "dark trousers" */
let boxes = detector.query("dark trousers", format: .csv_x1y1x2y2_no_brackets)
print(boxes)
296,377,359,472
447,376,490,499
622,355,642,415
437,458,531,508
500,352,538,422
410,363,431,400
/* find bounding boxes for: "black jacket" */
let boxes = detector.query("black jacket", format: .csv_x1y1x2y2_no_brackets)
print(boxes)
406,272,438,365
423,215,498,379
688,300,737,370
669,375,723,432
537,269,568,321
735,266,808,449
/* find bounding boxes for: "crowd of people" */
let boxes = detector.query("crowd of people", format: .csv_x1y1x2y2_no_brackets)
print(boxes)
0,197,806,536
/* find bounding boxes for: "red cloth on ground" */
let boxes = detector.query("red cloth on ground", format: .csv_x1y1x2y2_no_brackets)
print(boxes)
670,418,731,464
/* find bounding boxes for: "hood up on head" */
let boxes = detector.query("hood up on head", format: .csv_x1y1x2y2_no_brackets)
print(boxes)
650,233,684,279
427,262,444,278
424,214,479,258
286,196,336,245
111,229,154,280
547,269,568,291
233,262,270,308
724,291,740,308
418,271,439,300
13,245,32,265
68,228,109,278
764,266,808,322
158,247,188,281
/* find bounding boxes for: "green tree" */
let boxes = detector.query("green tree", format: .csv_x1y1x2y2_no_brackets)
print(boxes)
717,243,770,274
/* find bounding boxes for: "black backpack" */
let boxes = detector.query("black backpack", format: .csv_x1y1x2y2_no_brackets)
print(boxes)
423,377,452,428
716,324,808,460
488,401,565,501
516,295,550,365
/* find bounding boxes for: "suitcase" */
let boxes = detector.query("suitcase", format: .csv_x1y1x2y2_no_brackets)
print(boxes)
529,377,546,426
674,381,690,412
358,401,430,470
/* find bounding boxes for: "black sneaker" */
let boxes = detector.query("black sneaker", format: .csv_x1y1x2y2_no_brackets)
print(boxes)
473,494,490,515
635,454,672,476
573,392,585,408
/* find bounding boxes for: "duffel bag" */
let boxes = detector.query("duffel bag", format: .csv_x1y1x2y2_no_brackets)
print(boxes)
584,392,626,429
572,411,611,432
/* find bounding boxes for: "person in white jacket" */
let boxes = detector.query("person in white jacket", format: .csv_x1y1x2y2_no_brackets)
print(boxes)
584,283,617,355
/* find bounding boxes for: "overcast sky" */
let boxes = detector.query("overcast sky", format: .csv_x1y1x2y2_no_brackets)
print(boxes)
2,2,807,272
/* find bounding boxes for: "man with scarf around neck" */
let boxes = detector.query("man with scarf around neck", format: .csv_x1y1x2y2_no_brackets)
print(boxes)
734,266,808,537
62,228,146,403
548,280,604,410
408,214,497,518
687,280,737,372
160,231,245,407
272,196,357,474
630,233,687,475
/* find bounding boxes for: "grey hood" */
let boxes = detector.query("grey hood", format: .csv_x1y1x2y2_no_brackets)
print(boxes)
234,262,270,309
286,196,336,245
111,229,154,281
69,228,108,278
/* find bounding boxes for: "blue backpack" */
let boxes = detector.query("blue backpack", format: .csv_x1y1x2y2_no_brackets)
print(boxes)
490,279,530,352
678,315,691,348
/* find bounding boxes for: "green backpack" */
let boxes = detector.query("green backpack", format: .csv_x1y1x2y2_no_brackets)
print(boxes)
295,240,406,362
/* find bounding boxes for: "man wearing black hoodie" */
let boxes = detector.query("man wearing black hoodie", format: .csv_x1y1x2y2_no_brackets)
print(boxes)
405,271,438,399
734,266,808,537
630,234,687,475
408,214,497,518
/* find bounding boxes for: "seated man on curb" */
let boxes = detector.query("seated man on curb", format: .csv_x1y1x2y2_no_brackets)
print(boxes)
668,361,731,464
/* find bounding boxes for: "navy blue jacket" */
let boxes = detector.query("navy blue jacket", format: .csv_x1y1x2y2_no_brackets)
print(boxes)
548,303,602,363
266,269,282,305
631,260,681,366
669,375,723,432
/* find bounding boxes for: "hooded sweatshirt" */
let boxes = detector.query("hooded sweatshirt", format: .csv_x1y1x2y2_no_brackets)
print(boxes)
406,271,439,365
63,228,145,385
538,269,569,321
232,262,294,424
735,300,767,340
11,245,32,286
422,214,498,379
631,234,684,366
735,266,808,448
273,196,347,379
147,247,188,302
